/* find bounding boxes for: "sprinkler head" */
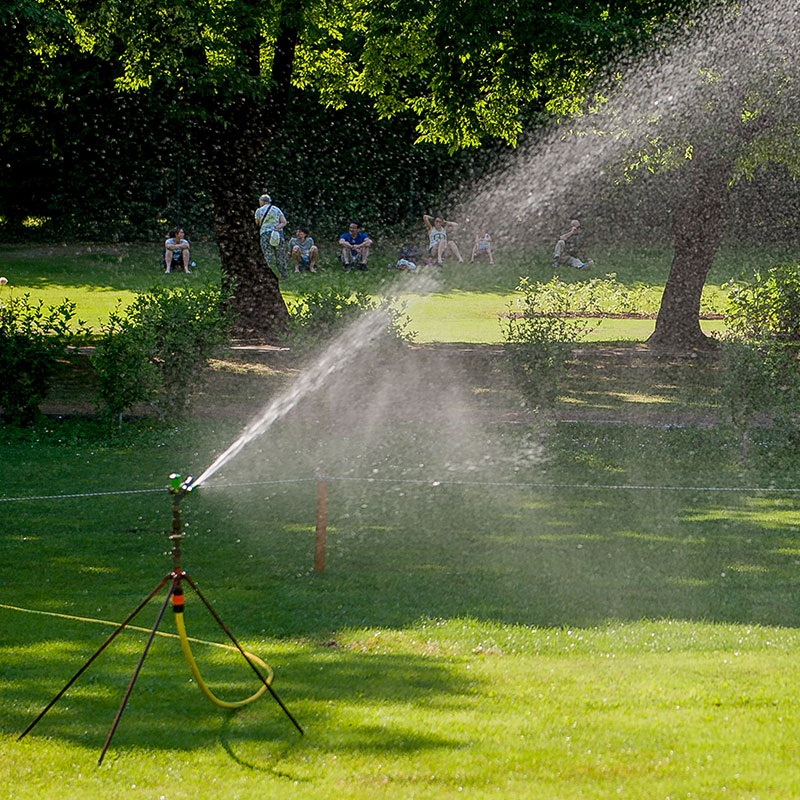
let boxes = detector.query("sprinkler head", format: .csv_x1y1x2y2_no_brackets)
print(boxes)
168,473,195,497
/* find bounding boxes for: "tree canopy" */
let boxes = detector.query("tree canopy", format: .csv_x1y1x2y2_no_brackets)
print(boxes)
5,0,711,337
606,0,800,346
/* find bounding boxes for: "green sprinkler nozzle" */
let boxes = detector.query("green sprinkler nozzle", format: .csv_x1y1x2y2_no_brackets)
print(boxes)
169,473,195,496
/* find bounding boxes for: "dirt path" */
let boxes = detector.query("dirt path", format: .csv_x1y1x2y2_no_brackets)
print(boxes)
38,341,726,427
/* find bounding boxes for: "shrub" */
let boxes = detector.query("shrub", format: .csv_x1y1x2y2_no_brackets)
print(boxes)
0,292,90,424
92,283,233,422
725,263,800,341
284,284,415,353
717,335,800,462
515,274,720,317
501,278,594,411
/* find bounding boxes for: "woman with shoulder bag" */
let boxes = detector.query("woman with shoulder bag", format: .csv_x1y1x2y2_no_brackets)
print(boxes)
254,194,288,279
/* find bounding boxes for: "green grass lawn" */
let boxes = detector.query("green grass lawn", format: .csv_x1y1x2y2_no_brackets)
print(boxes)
3,241,800,797
0,240,791,341
3,415,800,797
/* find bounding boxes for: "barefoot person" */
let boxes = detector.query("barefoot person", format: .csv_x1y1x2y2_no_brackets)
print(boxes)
288,226,319,273
553,218,593,270
423,213,464,263
164,227,192,273
470,228,494,264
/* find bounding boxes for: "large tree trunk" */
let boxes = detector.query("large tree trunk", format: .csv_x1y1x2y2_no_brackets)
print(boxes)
192,19,298,341
200,118,288,339
648,156,733,349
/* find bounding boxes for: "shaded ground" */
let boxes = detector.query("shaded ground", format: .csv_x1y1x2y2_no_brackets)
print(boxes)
39,341,725,428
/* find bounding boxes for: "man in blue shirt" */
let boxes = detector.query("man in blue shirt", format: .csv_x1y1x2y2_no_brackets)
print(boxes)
338,220,373,271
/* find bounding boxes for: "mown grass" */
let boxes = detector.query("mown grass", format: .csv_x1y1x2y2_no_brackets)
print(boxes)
0,240,793,342
4,240,800,797
3,414,800,797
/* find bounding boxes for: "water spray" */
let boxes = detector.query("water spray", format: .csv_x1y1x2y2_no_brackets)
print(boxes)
18,472,304,765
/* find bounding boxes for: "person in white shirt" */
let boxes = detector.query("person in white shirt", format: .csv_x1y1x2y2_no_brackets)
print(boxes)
164,227,191,273
423,213,464,264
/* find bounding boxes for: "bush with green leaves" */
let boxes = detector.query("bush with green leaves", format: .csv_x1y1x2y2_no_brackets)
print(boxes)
502,278,593,411
724,263,800,341
284,284,415,353
717,335,800,462
519,273,720,317
92,283,233,422
0,292,90,424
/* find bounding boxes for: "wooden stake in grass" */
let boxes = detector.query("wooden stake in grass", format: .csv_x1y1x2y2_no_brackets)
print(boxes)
314,471,328,573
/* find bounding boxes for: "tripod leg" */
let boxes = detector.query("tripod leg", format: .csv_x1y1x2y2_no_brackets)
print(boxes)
182,573,304,735
97,576,177,765
18,574,173,742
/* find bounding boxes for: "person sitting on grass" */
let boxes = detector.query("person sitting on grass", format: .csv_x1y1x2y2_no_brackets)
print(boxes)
164,227,191,273
423,213,464,264
339,220,372,271
288,226,319,273
552,218,593,271
470,228,494,264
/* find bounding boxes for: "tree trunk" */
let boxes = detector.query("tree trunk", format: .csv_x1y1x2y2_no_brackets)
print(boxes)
201,125,288,338
198,116,288,340
648,156,733,349
192,19,298,341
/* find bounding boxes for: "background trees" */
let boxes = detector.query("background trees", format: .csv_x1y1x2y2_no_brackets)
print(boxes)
618,0,800,348
4,0,698,338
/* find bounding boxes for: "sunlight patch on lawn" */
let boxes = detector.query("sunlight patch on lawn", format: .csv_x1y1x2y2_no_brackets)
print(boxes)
726,563,769,574
614,529,677,543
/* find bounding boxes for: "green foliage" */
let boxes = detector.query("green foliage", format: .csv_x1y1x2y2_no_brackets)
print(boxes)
284,283,415,353
4,0,704,238
725,263,800,342
0,291,89,424
716,338,780,461
501,278,593,411
717,263,800,457
92,284,233,422
717,324,800,462
516,273,720,317
537,274,658,315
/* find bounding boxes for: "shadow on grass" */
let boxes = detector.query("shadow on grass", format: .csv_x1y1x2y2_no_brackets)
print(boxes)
1,615,464,764
560,345,723,422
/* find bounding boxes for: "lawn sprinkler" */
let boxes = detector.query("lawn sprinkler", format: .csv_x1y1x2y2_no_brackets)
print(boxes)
19,472,304,765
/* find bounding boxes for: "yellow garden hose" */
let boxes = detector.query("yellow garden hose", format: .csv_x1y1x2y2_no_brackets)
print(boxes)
0,598,274,711
171,591,273,709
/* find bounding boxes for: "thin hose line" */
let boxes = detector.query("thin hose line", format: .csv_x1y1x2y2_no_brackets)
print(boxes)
1,600,274,708
0,601,249,651
2,475,799,503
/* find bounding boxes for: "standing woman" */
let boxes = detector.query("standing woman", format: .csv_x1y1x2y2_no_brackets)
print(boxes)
254,194,288,279
423,213,464,264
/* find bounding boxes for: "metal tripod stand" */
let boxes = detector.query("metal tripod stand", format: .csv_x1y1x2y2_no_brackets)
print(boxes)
18,474,304,764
